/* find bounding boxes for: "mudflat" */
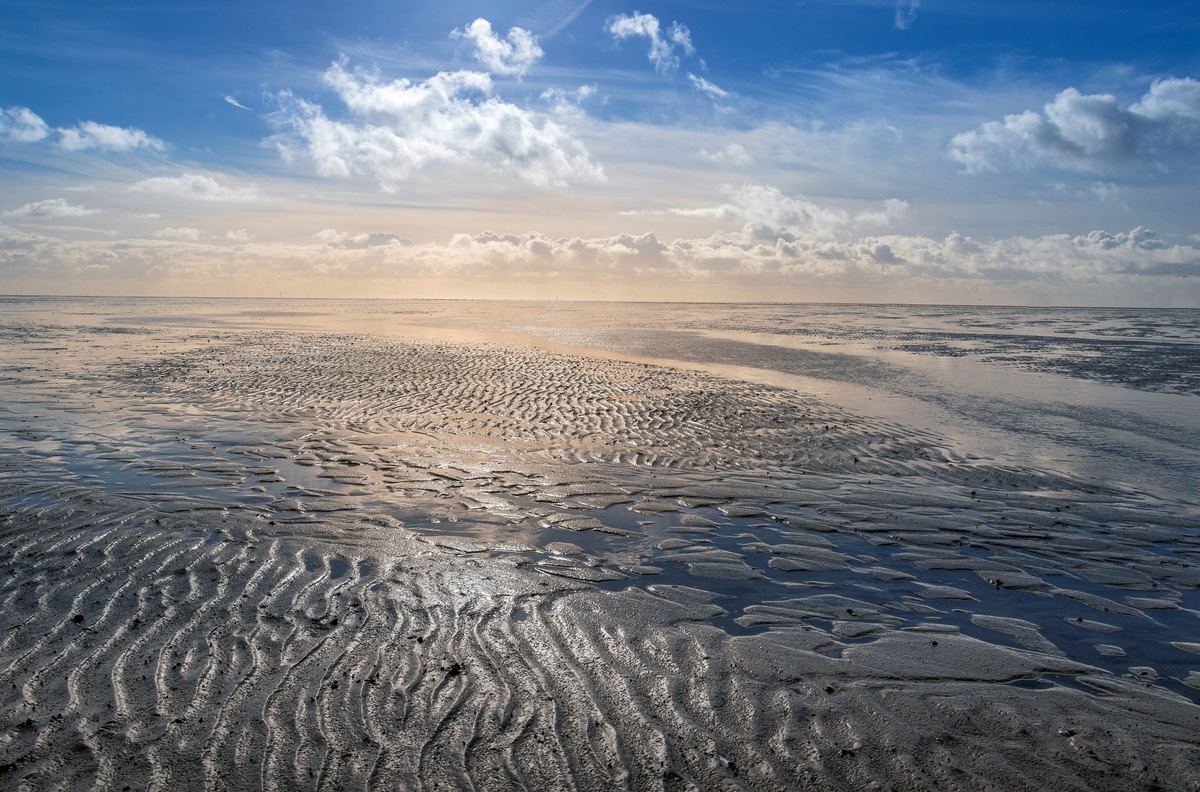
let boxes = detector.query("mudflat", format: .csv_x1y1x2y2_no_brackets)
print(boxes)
2,297,1198,790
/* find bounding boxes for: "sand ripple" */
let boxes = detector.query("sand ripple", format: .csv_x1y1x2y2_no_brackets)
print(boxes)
123,332,960,479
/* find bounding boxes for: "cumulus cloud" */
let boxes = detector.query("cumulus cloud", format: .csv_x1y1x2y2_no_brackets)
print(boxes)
894,0,919,30
153,227,202,241
57,121,164,152
315,229,413,249
224,228,253,242
2,107,162,151
130,173,257,201
664,184,908,241
606,12,696,73
0,106,50,143
272,59,603,188
3,198,99,218
452,18,543,78
949,78,1200,173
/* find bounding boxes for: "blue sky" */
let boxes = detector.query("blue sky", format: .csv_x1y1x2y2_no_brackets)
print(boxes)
2,0,1199,304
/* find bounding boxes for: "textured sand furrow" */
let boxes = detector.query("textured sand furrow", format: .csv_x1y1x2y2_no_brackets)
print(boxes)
303,578,386,790
4,529,193,783
495,605,604,791
525,625,628,787
12,529,186,713
254,560,364,788
525,598,694,789
200,560,312,786
413,599,494,792
463,607,558,790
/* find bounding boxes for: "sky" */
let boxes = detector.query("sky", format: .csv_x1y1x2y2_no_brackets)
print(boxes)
2,0,1199,305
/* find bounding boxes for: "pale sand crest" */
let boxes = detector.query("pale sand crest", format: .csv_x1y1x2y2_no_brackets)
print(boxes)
2,308,1199,790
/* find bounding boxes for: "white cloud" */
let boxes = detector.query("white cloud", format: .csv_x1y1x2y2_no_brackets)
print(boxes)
668,22,695,56
57,121,164,152
272,59,603,188
130,173,257,201
949,78,1200,173
894,0,919,30
606,12,696,74
1133,77,1200,120
663,184,908,241
688,73,728,101
1,107,163,151
153,227,202,241
540,85,598,115
0,106,49,143
1090,181,1125,204
225,228,254,242
700,144,752,166
224,96,252,111
315,229,413,249
452,18,543,78
3,198,99,218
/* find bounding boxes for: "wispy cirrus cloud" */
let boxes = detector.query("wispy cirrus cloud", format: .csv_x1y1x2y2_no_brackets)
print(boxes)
949,77,1200,174
688,73,729,102
3,198,100,218
452,18,543,78
131,173,257,201
271,58,603,188
894,0,919,31
606,12,696,74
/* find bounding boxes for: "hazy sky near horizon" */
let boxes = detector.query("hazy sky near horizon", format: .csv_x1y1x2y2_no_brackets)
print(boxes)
2,0,1199,305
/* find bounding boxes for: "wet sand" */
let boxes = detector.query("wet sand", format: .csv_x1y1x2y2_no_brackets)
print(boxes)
1,298,1198,790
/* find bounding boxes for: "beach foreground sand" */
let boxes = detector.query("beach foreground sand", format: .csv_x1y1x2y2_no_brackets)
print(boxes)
1,299,1198,790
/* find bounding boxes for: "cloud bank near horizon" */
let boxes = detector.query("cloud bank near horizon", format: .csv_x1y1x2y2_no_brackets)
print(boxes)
3,217,1195,305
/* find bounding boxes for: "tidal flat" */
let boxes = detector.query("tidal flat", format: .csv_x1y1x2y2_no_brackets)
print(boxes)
1,297,1198,790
